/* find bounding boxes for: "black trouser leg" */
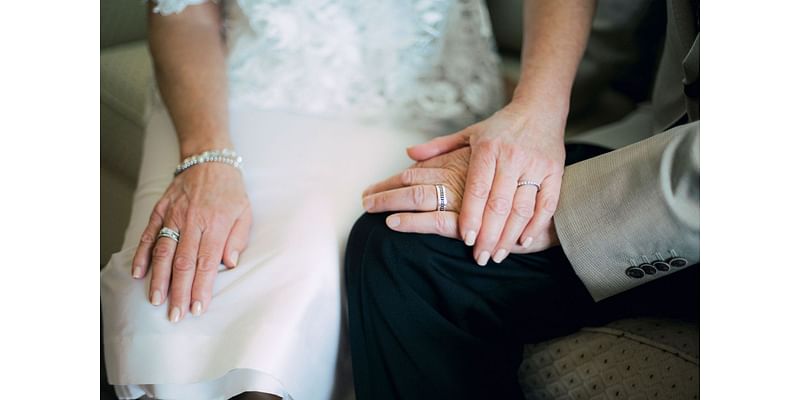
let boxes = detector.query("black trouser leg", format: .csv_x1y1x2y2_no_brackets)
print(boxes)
344,214,699,400
345,213,597,400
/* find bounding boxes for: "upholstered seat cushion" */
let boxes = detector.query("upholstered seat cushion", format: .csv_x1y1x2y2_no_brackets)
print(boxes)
100,41,152,183
519,318,700,400
100,40,152,263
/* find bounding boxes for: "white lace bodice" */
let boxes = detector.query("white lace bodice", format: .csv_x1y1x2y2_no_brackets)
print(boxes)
153,0,505,132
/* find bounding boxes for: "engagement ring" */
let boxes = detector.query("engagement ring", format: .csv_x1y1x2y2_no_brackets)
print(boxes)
158,227,181,243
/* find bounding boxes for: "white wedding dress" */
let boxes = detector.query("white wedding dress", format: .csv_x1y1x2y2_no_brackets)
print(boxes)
101,1,504,399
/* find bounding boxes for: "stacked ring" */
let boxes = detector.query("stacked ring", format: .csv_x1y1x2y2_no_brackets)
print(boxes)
158,227,181,243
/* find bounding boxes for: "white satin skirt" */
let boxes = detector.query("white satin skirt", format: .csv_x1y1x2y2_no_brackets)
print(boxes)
101,103,437,400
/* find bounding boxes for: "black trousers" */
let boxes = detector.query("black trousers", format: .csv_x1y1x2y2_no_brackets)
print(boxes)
344,144,698,400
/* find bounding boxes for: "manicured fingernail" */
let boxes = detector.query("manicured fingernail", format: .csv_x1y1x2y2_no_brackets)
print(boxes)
477,251,491,267
522,237,534,248
386,215,400,228
465,230,477,246
230,251,240,267
191,301,203,316
493,249,508,264
132,266,143,279
169,307,181,323
363,197,374,210
150,290,162,306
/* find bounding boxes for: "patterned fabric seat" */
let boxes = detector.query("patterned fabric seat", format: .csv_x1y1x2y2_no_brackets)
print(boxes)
519,318,699,400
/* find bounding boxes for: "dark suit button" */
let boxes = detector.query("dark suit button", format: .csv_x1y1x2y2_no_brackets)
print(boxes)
668,257,688,268
653,261,670,272
639,263,657,275
626,267,645,278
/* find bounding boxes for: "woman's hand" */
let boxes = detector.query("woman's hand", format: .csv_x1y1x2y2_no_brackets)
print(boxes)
131,163,252,322
362,146,559,256
404,101,566,265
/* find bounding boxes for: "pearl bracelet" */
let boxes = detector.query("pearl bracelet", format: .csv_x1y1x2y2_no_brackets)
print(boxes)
174,148,243,176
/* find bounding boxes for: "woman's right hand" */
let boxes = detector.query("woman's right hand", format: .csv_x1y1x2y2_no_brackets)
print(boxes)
131,162,252,323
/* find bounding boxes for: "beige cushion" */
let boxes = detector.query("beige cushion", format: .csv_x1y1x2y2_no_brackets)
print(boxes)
100,40,152,182
100,40,152,264
519,318,699,400
100,0,147,49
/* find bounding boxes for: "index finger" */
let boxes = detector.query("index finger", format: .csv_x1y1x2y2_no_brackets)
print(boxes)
458,143,497,246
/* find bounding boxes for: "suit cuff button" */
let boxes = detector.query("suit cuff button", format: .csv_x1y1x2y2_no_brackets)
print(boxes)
626,267,645,278
668,257,688,268
653,261,671,272
639,263,657,275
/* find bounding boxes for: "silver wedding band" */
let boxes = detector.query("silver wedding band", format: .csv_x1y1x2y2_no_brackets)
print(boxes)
434,184,448,212
158,227,180,243
517,180,541,191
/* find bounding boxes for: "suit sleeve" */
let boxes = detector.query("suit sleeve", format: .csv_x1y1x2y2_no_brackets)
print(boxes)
553,121,699,301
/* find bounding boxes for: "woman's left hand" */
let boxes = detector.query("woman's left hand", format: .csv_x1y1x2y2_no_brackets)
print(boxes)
402,101,566,265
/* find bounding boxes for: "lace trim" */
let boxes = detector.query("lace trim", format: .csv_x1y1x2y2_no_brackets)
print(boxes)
151,0,214,15
151,0,505,133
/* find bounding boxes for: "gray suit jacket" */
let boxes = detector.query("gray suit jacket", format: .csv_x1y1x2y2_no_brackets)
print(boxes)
554,0,700,301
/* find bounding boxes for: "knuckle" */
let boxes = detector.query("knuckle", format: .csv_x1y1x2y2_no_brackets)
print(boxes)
475,139,497,153
540,196,558,214
202,215,220,231
196,254,219,272
411,185,427,207
473,140,489,151
509,144,525,156
467,181,490,199
172,254,196,272
371,194,385,209
168,198,187,215
215,209,236,226
185,207,202,225
541,158,561,172
512,202,535,218
400,169,415,186
487,197,512,215
151,244,172,260
140,232,156,245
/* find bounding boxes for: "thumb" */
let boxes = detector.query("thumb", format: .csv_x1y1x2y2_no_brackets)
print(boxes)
406,129,470,161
